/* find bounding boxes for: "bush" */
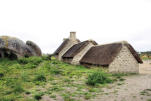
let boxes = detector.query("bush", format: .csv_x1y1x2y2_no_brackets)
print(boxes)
50,67,62,75
24,63,37,69
34,74,46,82
86,72,112,86
18,57,42,65
0,68,5,78
13,84,24,93
34,92,44,100
34,94,42,100
41,55,51,60
0,73,4,78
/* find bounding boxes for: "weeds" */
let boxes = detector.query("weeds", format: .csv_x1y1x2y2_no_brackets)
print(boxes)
0,56,130,101
34,93,43,100
18,56,42,65
86,71,113,86
34,74,46,82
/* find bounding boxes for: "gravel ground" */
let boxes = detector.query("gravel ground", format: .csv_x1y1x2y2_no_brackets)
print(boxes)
94,60,151,101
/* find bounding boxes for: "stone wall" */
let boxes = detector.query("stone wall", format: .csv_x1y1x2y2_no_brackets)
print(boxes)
71,43,94,65
63,58,72,64
109,45,139,73
58,40,78,61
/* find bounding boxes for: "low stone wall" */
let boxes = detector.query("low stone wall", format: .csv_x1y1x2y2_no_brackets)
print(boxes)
109,45,139,73
63,58,72,64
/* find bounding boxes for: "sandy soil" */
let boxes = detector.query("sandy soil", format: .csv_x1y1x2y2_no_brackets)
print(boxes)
94,60,151,101
140,60,151,74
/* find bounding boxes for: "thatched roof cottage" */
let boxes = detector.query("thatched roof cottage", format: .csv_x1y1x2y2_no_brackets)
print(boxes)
54,32,80,60
62,40,97,65
80,41,143,73
54,32,143,73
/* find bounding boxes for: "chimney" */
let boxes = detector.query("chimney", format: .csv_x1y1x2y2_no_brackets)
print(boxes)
70,32,76,40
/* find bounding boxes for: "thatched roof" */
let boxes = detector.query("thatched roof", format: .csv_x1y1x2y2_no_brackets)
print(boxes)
80,42,143,66
53,38,80,55
124,43,143,63
53,39,70,55
62,40,97,59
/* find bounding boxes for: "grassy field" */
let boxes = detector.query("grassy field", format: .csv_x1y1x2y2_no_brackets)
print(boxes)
0,56,127,101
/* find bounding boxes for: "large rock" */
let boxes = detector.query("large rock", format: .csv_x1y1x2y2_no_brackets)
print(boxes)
0,36,42,59
26,41,42,56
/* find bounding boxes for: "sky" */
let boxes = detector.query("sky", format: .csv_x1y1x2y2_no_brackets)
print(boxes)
0,0,150,53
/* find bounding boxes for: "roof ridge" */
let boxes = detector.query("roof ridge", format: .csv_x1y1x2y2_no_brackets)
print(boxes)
95,40,128,47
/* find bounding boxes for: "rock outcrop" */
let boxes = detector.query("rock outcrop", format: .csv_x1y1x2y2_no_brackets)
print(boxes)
0,36,42,59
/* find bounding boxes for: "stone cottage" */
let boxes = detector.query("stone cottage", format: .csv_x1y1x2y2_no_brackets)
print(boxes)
54,32,80,60
54,32,143,73
0,36,42,59
80,41,143,73
62,40,97,65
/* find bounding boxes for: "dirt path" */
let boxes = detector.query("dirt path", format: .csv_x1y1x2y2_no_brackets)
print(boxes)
94,74,151,101
140,60,151,74
94,60,151,101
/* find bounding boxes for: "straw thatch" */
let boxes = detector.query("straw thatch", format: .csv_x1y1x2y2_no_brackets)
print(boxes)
124,43,143,64
62,40,97,59
80,42,143,66
53,39,70,55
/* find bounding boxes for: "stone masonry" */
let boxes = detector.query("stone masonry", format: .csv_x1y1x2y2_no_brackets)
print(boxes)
58,40,78,60
109,45,139,73
71,42,94,65
58,32,79,60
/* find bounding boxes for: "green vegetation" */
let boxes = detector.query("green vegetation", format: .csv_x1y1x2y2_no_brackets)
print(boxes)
140,89,151,96
0,56,127,101
147,99,151,101
87,71,112,86
140,51,151,60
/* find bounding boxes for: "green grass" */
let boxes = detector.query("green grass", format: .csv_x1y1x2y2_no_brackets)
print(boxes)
86,71,113,86
140,89,151,96
0,56,128,101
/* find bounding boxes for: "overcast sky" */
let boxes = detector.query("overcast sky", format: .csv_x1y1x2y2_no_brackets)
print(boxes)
0,0,150,53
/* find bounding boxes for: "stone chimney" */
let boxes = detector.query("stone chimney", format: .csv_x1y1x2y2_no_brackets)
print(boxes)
70,32,76,40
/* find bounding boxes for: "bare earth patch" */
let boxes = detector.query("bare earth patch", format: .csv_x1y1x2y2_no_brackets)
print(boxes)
93,60,151,101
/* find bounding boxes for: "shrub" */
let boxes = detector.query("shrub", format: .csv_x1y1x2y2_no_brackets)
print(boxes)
50,68,62,75
86,72,112,86
34,74,46,82
0,73,4,78
18,57,42,65
34,94,42,100
24,63,37,69
34,92,44,100
41,55,51,60
13,84,24,93
0,68,5,78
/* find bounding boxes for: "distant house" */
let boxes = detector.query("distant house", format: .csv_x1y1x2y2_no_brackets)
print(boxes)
53,32,80,60
80,41,143,73
62,40,97,65
54,32,143,73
